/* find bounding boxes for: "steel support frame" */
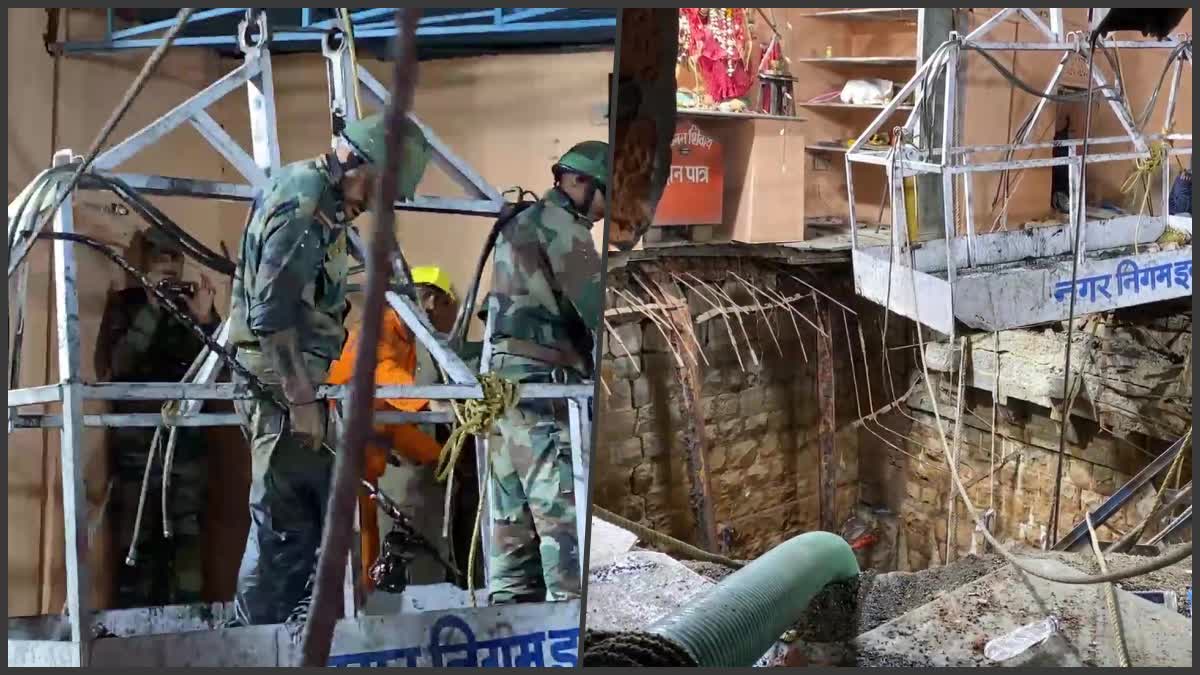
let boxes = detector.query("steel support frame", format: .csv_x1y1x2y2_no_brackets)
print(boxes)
845,8,1192,332
8,10,593,661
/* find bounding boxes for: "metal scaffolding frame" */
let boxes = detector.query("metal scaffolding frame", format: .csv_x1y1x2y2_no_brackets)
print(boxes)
62,8,617,53
7,11,593,666
845,8,1193,337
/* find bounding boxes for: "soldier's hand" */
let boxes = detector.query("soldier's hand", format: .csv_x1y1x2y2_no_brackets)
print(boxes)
187,274,216,322
289,400,326,447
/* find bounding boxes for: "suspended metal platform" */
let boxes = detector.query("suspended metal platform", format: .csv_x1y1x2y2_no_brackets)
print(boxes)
8,597,581,667
8,11,592,667
846,8,1193,337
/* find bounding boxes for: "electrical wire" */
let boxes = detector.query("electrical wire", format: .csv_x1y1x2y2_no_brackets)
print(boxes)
9,164,237,276
1047,36,1099,547
8,7,196,278
980,37,1190,231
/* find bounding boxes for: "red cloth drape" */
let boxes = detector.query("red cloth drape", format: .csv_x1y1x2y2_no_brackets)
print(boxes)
680,8,753,103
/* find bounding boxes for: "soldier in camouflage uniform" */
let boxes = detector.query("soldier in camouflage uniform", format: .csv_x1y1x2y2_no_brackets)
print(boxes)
227,112,431,626
487,141,607,603
96,228,221,608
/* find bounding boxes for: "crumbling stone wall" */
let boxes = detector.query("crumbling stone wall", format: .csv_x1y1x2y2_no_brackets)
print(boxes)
865,307,1192,571
594,257,907,559
886,397,1174,571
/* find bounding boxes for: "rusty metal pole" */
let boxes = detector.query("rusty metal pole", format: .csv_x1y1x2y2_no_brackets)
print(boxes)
660,278,718,551
299,8,422,666
816,298,837,533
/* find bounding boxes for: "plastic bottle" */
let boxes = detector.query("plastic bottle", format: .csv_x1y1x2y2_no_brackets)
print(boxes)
984,616,1060,662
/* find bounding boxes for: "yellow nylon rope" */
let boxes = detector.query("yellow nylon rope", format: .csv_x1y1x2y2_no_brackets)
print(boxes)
434,372,519,606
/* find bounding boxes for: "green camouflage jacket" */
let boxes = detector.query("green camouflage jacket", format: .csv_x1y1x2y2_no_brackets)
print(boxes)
229,157,351,365
489,188,602,372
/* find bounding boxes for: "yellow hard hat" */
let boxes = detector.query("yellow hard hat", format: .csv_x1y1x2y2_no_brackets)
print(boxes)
411,266,455,301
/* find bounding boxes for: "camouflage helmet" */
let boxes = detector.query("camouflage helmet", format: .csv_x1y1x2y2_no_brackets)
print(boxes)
338,113,433,201
554,141,609,186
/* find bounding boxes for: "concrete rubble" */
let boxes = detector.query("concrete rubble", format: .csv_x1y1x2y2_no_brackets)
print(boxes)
852,556,1192,667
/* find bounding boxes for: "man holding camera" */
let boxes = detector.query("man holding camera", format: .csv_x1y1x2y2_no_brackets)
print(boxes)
96,228,220,609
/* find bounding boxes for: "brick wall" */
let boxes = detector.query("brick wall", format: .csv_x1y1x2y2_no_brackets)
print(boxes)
594,257,907,559
878,384,1183,571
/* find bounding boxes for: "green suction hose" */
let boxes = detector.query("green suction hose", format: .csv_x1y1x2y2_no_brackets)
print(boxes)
648,531,860,667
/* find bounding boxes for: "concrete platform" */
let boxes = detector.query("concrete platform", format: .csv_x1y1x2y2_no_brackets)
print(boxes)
585,551,714,633
853,556,1193,667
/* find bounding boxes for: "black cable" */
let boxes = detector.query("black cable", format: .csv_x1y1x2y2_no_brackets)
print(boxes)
976,37,1190,218
447,188,539,349
35,230,284,413
8,8,196,278
10,165,237,276
1133,42,1190,132
962,42,1108,104
1048,33,1100,546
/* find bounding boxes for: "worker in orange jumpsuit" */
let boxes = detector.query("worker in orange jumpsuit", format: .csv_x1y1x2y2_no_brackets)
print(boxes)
326,266,460,593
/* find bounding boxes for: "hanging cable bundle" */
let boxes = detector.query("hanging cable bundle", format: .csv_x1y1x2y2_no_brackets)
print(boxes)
9,164,237,276
8,7,196,278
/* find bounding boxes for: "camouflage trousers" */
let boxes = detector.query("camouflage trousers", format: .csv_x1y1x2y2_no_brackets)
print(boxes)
232,352,333,626
110,426,207,608
485,353,581,604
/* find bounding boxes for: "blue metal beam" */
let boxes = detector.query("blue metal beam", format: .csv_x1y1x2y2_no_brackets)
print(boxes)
62,16,617,54
502,8,566,24
108,8,245,40
354,11,515,32
417,10,497,26
313,8,393,29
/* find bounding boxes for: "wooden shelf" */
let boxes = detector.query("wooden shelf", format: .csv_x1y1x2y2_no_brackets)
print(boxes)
806,8,919,23
677,108,805,123
798,101,914,111
793,56,917,66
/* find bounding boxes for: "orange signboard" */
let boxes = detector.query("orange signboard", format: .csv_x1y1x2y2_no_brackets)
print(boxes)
653,120,724,226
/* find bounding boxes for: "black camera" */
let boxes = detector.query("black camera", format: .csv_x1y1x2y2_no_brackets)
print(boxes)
156,279,197,299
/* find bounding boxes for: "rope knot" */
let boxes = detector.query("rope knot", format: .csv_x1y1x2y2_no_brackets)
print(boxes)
434,372,518,483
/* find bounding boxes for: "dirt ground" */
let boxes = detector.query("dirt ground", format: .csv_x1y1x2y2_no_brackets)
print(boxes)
1022,547,1192,616
773,547,1191,667
679,560,738,584
788,554,1008,644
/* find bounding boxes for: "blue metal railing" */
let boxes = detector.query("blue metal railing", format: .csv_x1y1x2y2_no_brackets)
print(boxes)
72,8,614,54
